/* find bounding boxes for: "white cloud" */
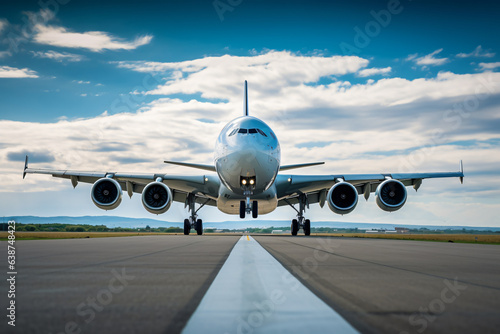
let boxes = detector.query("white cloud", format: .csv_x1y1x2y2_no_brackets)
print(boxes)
31,50,86,62
456,45,495,58
0,18,8,34
413,49,449,66
357,67,392,77
479,62,500,71
115,51,370,99
406,53,418,61
0,66,39,78
33,24,153,51
73,80,91,84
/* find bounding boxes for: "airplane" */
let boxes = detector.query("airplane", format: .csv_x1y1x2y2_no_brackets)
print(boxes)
23,81,464,236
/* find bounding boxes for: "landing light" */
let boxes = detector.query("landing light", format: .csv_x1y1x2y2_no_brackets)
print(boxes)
241,179,247,185
249,179,255,185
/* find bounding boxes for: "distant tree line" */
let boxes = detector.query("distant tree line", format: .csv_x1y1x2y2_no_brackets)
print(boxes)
4,223,499,234
11,223,183,233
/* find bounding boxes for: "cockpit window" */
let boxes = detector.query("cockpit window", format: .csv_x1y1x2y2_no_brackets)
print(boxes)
228,128,239,136
238,128,248,134
257,129,267,137
269,131,277,140
248,129,257,134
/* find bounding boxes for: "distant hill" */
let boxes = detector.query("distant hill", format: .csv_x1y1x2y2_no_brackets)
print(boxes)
3,216,500,232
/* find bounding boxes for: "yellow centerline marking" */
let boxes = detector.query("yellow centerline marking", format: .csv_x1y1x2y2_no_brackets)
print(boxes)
246,235,250,241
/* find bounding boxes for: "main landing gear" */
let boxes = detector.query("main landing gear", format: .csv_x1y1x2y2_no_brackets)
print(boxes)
183,194,209,235
239,197,258,219
285,194,311,236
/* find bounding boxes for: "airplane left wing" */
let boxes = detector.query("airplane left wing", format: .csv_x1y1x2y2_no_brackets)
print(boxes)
275,161,464,212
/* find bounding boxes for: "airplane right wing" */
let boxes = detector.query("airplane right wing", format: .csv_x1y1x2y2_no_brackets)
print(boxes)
23,156,220,210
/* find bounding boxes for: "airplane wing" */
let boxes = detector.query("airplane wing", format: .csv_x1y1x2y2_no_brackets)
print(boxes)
275,161,464,208
23,156,219,206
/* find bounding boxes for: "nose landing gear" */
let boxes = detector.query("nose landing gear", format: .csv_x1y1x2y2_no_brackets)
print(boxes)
239,198,258,219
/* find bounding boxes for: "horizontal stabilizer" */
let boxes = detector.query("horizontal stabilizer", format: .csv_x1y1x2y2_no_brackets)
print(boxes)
164,160,216,172
280,162,324,171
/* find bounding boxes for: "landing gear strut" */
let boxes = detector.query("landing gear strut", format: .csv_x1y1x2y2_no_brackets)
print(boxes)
184,194,208,235
239,197,258,219
285,194,311,236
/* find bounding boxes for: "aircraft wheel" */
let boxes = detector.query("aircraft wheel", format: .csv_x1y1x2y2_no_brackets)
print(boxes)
291,219,298,236
252,201,258,219
196,219,203,235
184,219,190,235
304,219,311,236
239,201,246,219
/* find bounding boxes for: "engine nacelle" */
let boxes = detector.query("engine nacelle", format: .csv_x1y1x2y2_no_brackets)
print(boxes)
142,182,172,214
327,182,358,215
375,179,407,212
91,178,122,210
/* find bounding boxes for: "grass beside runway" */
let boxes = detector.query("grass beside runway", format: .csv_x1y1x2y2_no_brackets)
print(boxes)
290,233,500,244
0,231,164,240
0,231,244,240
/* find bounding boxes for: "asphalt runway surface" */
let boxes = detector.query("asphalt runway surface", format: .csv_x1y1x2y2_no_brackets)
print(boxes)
2,235,500,334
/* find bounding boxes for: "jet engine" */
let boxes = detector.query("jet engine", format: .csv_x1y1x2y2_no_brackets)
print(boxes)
327,182,358,215
375,179,407,212
91,178,122,210
142,182,172,214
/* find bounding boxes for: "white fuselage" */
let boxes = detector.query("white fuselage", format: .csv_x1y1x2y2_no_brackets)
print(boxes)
214,116,281,215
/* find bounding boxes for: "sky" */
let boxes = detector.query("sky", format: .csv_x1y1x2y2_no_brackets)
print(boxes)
1,0,499,227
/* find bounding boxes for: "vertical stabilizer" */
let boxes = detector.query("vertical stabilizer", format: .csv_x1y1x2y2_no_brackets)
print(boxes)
244,80,249,116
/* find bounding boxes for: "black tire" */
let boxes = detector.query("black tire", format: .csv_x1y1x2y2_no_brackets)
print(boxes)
304,219,311,236
196,219,203,235
252,201,258,219
184,219,190,235
240,201,246,219
291,219,298,236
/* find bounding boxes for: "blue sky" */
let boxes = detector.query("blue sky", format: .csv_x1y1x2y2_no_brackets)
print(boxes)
1,0,499,226
2,0,499,122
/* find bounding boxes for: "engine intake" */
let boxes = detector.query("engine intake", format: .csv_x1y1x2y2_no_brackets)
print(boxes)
327,182,358,215
375,179,407,212
142,182,172,214
91,178,122,210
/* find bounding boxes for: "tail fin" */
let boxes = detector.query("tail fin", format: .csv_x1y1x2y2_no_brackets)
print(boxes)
244,80,249,116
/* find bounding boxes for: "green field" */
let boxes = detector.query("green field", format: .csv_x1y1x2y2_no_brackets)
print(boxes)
306,233,500,244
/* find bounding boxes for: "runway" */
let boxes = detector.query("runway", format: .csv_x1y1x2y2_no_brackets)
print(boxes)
2,235,500,334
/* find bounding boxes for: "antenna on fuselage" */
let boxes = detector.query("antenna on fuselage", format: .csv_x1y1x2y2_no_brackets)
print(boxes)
244,80,249,116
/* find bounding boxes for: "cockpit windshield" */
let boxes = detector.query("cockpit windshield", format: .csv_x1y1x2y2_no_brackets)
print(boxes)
229,128,268,137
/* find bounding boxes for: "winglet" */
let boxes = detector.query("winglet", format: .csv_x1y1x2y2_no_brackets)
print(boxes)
244,80,249,116
23,155,28,179
459,160,464,184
